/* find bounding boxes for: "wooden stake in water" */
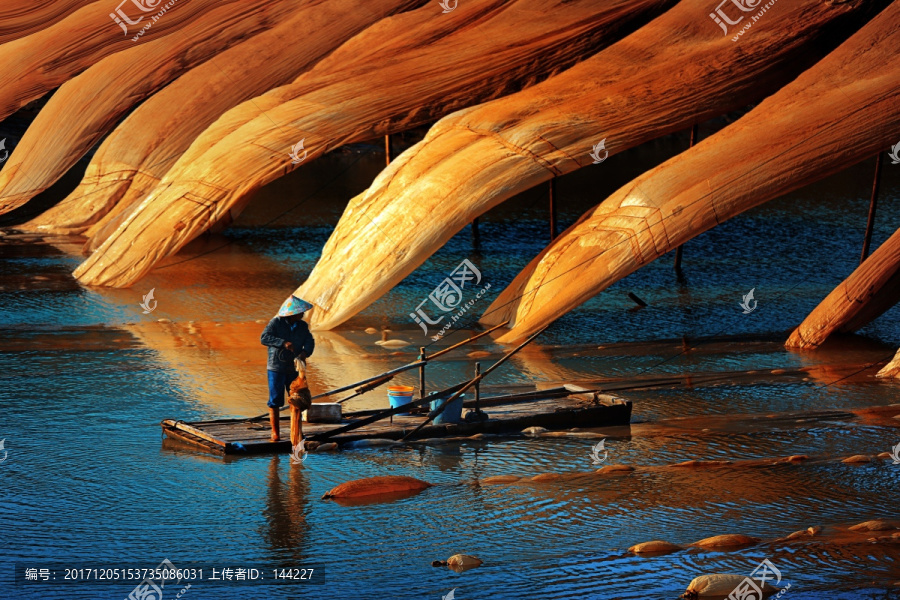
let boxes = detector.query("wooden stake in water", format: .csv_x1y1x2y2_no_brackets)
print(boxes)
674,123,698,272
627,292,647,308
474,362,481,413
860,152,883,264
549,178,557,241
419,347,427,399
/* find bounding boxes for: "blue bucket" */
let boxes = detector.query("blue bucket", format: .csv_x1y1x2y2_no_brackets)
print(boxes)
430,394,465,425
388,386,415,415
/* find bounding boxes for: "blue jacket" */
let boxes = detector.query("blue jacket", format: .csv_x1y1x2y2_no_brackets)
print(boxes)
260,317,315,373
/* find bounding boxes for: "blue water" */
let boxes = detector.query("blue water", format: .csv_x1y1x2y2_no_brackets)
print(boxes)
2,137,900,599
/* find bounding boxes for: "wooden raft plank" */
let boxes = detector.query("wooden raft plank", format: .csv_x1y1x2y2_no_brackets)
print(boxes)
161,397,632,455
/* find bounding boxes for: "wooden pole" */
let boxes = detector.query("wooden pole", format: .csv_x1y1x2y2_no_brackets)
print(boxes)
549,178,557,240
335,374,394,404
474,362,481,413
399,326,547,442
311,361,424,400
419,347,427,399
860,152,882,264
673,239,684,271
627,292,647,308
385,134,391,166
674,123,698,271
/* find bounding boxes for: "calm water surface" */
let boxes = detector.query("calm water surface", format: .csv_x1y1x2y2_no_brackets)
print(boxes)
2,137,900,599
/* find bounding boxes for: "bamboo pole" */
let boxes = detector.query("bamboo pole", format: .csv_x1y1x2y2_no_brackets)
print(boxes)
335,374,395,404
312,361,424,400
425,320,508,359
385,134,391,166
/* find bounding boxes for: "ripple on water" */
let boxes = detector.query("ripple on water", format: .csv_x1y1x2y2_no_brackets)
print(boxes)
3,165,900,598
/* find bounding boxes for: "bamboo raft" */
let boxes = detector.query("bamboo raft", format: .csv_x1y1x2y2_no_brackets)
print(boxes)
161,386,632,455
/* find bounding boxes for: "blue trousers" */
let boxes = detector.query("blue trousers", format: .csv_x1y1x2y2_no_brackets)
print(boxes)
267,369,298,408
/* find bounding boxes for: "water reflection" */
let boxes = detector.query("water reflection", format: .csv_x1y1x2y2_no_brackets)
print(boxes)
2,137,900,599
263,455,310,561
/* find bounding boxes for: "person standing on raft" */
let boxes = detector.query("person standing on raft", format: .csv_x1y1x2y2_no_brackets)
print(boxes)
261,296,315,442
